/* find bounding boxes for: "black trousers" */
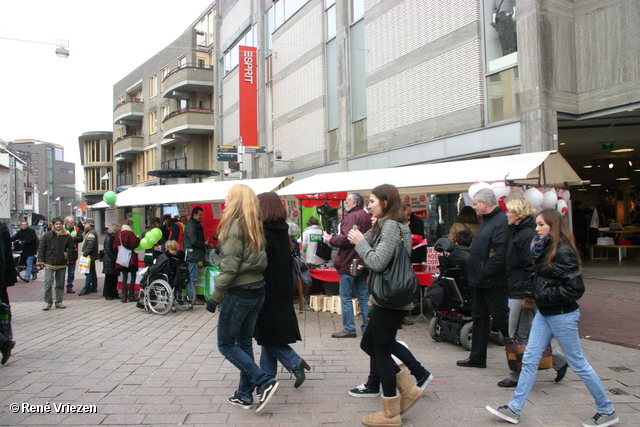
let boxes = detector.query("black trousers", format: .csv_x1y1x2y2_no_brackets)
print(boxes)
470,286,510,363
360,305,408,397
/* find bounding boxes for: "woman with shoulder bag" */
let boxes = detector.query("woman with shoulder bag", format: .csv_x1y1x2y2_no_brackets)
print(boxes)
487,209,618,427
206,184,277,413
113,220,140,303
347,184,424,427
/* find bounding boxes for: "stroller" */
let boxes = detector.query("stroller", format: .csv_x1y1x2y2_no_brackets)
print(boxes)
427,237,505,350
140,253,191,315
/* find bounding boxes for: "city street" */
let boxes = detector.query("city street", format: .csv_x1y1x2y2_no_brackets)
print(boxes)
1,263,639,426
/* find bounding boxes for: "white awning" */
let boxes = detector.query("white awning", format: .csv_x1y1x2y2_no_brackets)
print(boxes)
90,177,289,209
277,151,582,197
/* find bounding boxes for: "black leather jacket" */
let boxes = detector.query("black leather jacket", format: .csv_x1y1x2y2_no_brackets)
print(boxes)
468,206,508,288
533,241,583,316
506,216,536,299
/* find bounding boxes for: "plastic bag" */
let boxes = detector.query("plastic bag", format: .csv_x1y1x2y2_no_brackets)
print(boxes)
78,255,91,274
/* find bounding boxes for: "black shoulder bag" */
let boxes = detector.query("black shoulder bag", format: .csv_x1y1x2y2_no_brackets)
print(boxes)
369,223,419,309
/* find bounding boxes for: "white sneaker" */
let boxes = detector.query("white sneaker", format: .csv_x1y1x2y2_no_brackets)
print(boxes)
582,412,619,427
55,302,66,309
42,302,52,311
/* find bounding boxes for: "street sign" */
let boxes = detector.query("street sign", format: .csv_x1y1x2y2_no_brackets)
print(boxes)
229,161,240,171
217,145,238,153
242,145,266,154
217,153,238,162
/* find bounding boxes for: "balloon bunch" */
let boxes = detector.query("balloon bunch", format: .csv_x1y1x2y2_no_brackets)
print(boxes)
140,228,163,250
468,182,571,216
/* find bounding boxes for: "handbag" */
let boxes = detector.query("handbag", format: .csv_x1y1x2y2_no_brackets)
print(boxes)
505,311,553,371
369,223,419,309
78,255,91,274
291,253,312,295
315,240,332,262
116,234,132,267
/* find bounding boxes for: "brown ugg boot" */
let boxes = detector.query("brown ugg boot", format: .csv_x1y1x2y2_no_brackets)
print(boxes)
396,370,425,414
362,395,401,427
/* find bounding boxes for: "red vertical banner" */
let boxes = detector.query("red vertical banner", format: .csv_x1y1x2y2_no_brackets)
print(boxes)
239,46,258,147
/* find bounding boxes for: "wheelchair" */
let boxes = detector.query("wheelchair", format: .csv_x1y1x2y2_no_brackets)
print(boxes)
141,259,192,315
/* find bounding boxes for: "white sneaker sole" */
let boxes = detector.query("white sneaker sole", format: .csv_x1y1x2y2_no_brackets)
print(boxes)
418,374,433,391
486,406,520,424
582,415,619,427
348,390,380,398
256,382,279,413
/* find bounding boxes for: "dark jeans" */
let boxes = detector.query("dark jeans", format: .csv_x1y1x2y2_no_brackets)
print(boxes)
360,306,408,397
80,262,98,293
121,269,137,295
470,286,510,363
66,262,76,290
365,341,429,392
217,292,272,403
103,273,119,298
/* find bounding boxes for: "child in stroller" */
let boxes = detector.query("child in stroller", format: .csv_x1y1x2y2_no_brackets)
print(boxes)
140,240,191,314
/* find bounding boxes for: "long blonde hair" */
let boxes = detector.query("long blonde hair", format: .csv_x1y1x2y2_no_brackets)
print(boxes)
217,184,264,253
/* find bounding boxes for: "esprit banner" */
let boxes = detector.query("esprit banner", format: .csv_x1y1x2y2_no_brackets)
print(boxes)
239,46,258,147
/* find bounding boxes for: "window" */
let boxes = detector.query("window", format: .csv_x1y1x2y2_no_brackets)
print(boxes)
60,168,74,175
350,0,363,23
117,95,124,105
487,67,521,123
136,148,157,183
223,25,257,74
326,3,336,41
54,147,63,161
60,182,75,188
160,105,169,130
178,56,187,68
350,19,366,122
149,74,158,98
326,39,338,130
116,127,124,139
160,67,169,92
270,0,309,33
149,110,158,134
483,0,517,73
198,58,205,68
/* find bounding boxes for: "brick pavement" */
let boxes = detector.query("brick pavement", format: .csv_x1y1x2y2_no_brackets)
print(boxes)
1,262,639,426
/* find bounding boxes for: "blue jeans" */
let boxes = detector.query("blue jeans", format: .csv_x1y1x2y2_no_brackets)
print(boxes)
24,255,37,280
66,262,76,290
339,274,370,334
260,345,302,376
508,310,614,415
187,262,198,303
81,262,98,293
217,292,272,403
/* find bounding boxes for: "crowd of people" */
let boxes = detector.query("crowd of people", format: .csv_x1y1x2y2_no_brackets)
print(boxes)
0,183,618,426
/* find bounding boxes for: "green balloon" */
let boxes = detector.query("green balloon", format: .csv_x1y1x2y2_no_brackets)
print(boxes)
140,238,153,250
135,245,142,251
103,191,117,206
151,227,163,240
147,234,158,245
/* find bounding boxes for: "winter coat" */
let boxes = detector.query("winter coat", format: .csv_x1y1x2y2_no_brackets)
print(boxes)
81,227,99,261
467,206,508,289
37,227,75,269
506,215,536,299
255,220,302,346
211,219,267,303
183,217,206,262
446,245,471,273
355,218,413,311
448,221,479,241
329,206,372,275
11,227,38,258
113,226,140,270
301,224,325,264
1,226,16,289
533,241,583,316
102,232,118,275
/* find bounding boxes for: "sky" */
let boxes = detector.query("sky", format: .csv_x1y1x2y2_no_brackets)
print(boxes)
0,1,214,190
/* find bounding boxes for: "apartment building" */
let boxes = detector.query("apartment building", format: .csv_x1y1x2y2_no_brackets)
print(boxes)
78,131,114,207
8,139,76,222
112,6,216,190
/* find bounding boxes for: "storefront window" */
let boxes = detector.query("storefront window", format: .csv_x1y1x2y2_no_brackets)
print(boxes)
487,67,520,123
483,0,517,73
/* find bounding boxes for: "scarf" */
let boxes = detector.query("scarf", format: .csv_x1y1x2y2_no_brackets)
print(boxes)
530,235,549,261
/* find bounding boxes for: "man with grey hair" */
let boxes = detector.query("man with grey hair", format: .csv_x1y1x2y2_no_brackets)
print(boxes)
326,192,372,338
457,188,510,368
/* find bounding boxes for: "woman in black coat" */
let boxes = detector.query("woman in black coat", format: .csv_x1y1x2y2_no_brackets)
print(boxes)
255,192,310,388
102,223,121,300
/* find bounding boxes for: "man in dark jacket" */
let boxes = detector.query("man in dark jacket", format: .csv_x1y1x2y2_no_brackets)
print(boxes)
11,220,39,281
1,222,17,364
78,218,99,296
37,217,75,310
183,206,210,307
457,188,510,368
326,193,372,338
64,216,83,294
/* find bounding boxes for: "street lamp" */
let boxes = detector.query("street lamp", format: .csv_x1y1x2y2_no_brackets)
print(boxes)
55,197,61,218
68,202,73,216
42,190,50,225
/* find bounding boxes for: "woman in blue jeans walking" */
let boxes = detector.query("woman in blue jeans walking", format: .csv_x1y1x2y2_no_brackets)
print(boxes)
206,184,277,413
487,209,618,427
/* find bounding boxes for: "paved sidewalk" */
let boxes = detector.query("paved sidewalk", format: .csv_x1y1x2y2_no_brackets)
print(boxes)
1,289,639,426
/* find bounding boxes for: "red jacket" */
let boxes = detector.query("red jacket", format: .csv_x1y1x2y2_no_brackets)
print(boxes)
113,227,140,269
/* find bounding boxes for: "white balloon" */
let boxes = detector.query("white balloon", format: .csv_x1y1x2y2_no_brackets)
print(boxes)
562,189,571,202
505,186,524,203
491,181,511,201
556,199,568,216
541,189,558,209
524,187,544,208
468,181,491,199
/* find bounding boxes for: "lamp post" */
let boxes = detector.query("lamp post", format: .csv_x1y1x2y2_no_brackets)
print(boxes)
68,202,73,217
55,197,61,218
43,190,50,225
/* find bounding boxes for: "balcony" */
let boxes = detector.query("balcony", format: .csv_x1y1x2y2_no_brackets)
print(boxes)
161,157,187,170
162,108,214,140
113,135,144,156
113,98,143,124
162,64,214,98
24,182,33,188
116,173,133,187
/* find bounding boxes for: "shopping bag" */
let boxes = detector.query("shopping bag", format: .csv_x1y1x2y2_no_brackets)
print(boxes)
505,311,553,371
116,245,132,267
78,255,91,274
204,266,221,301
203,248,221,267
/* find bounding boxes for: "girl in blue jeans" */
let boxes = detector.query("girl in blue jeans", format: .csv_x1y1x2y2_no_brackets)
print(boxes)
487,209,617,427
